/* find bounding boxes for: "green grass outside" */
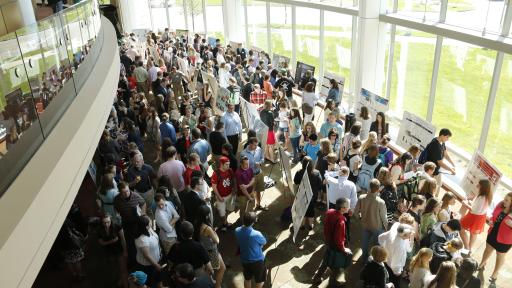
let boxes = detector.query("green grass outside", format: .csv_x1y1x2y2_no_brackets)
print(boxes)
397,0,473,12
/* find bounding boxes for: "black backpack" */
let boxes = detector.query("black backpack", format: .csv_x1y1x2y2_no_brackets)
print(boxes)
380,185,398,222
397,174,421,201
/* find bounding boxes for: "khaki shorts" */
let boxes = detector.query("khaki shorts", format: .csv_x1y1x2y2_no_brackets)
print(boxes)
434,174,442,195
254,172,265,192
214,194,234,217
237,193,255,215
161,237,177,255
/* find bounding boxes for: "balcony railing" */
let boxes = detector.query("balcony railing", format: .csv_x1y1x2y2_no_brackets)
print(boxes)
0,0,102,197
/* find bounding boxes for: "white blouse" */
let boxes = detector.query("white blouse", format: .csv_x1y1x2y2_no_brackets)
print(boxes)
471,195,489,215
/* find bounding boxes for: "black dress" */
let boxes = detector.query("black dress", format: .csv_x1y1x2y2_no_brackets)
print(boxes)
487,212,512,253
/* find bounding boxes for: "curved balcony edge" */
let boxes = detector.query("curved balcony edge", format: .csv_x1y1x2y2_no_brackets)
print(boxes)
0,16,119,288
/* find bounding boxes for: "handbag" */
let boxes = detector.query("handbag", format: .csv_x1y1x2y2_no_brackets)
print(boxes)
302,102,313,115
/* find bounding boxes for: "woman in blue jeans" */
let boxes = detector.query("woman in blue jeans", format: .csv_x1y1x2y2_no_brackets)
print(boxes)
288,108,302,163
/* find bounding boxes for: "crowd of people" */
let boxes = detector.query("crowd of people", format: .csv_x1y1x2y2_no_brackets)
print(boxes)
52,29,512,288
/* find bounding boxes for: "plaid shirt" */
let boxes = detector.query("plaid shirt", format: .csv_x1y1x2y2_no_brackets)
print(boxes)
250,91,267,105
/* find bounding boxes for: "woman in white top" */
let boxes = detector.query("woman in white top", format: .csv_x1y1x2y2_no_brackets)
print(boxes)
438,192,457,222
409,248,433,288
302,82,319,123
460,178,493,253
358,106,372,141
134,216,163,288
378,223,414,277
154,194,180,255
275,101,290,148
218,62,231,88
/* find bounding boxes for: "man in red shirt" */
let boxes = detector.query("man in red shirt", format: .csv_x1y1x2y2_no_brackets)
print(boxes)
212,156,236,231
312,197,351,287
249,84,267,107
183,153,201,188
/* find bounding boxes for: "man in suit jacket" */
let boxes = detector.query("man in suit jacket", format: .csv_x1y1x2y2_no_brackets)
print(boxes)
182,176,206,224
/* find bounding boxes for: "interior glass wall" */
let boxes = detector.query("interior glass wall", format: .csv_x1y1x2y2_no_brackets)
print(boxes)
395,0,440,22
295,7,321,73
149,0,168,31
246,0,267,50
185,0,206,34
445,0,505,34
432,39,495,154
388,26,436,119
485,54,512,178
323,11,353,91
205,0,225,43
269,3,292,59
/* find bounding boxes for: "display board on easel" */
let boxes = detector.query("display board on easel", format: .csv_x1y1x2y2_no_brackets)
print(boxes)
318,72,345,108
294,61,315,87
272,54,290,70
461,151,502,200
292,163,313,243
278,146,294,194
396,111,436,151
355,88,389,121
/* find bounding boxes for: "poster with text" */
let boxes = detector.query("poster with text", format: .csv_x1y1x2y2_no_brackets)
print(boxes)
272,54,290,70
396,111,436,150
249,46,265,68
253,118,268,150
240,98,259,129
356,88,389,121
294,62,316,87
292,163,313,243
229,41,242,49
461,151,502,200
319,72,345,108
278,146,294,194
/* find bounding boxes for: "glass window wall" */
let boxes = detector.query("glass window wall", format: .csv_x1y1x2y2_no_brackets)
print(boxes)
205,0,225,43
269,3,292,58
432,39,495,154
445,0,505,34
295,7,321,73
246,0,267,50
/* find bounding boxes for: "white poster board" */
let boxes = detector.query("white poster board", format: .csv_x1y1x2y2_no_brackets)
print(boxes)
356,88,389,121
214,87,230,115
88,161,97,185
240,98,260,129
229,41,242,48
272,54,290,70
396,111,437,150
292,164,313,243
461,151,502,200
319,72,345,108
278,146,294,193
253,118,268,149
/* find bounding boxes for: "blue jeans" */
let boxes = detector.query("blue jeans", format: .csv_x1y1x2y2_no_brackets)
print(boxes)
361,228,384,263
290,136,301,160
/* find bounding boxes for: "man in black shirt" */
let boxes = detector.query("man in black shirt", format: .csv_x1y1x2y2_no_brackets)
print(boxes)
424,128,456,196
126,153,157,218
174,263,215,288
241,76,253,102
168,221,213,276
182,177,206,224
274,72,295,100
208,121,227,166
299,70,316,90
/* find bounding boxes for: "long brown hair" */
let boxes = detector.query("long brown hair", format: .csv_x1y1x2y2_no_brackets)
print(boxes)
99,173,115,195
320,138,333,155
428,261,457,288
477,178,493,204
359,106,370,120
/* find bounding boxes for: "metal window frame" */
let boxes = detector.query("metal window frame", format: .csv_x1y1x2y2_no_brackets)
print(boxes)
266,1,272,54
244,0,249,45
291,5,296,69
319,9,325,85
203,0,208,36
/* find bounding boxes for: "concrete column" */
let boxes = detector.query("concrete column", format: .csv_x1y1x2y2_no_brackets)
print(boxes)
222,0,243,43
353,0,387,107
0,0,36,35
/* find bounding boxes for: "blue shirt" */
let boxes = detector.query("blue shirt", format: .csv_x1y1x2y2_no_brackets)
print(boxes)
235,226,266,263
320,121,344,139
240,146,264,174
327,87,341,105
190,139,211,164
222,111,242,137
160,121,177,144
304,143,320,161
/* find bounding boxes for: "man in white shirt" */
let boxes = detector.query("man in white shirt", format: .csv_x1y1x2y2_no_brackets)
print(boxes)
127,45,139,62
154,194,180,254
325,166,357,241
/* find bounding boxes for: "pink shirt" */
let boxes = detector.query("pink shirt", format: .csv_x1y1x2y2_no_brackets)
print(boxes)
158,159,186,192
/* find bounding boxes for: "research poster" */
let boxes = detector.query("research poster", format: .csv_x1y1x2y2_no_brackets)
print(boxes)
461,151,502,200
207,37,217,47
319,72,345,107
240,98,259,129
292,164,313,243
294,62,316,87
396,111,437,150
356,88,389,121
215,87,230,115
278,146,294,193
229,41,242,49
272,54,290,70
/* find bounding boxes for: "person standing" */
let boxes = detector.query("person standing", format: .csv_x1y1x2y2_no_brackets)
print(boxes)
478,191,512,285
312,198,351,286
221,103,243,155
209,121,228,167
113,182,146,269
126,153,157,219
158,146,186,196
235,212,267,288
421,128,456,197
302,82,318,123
240,137,267,211
159,113,177,145
134,216,164,288
189,128,212,174
353,178,388,263
154,193,180,255
236,156,256,218
211,156,236,231
133,61,149,94
325,167,358,241
183,176,207,224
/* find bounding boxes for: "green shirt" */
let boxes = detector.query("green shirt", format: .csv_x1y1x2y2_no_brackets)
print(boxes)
134,67,148,83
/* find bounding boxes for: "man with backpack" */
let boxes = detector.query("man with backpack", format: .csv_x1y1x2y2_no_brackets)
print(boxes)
419,128,456,197
420,219,461,248
353,179,388,263
356,144,382,192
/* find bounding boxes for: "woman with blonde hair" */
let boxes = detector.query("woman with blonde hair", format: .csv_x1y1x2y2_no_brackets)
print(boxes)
460,178,493,253
426,261,457,288
378,167,399,216
409,248,434,288
361,131,378,155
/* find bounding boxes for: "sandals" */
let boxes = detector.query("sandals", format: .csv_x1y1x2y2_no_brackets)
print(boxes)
489,277,497,284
